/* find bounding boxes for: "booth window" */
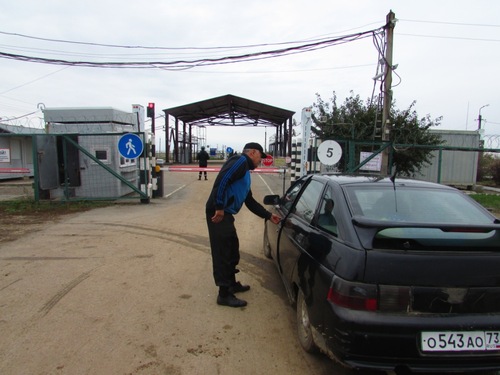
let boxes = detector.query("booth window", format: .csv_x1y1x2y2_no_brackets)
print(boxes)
91,148,111,164
95,150,107,160
120,156,136,167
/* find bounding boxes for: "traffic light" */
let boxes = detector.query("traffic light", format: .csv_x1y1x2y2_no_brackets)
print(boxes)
147,102,155,118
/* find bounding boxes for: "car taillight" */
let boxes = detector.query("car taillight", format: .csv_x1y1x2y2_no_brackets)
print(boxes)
327,277,378,311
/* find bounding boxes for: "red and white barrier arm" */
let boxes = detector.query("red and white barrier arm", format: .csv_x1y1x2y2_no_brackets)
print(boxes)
0,168,30,173
163,166,285,174
253,168,285,174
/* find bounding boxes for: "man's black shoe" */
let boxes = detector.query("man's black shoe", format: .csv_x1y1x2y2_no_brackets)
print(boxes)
229,282,250,294
217,294,247,307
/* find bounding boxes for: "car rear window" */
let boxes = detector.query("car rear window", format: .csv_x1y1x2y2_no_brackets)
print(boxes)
346,186,499,250
345,186,493,225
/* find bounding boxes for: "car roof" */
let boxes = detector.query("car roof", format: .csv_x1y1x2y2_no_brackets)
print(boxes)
309,174,455,190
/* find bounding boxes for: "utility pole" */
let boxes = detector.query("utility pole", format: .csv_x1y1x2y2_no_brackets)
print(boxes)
380,10,396,176
478,104,489,130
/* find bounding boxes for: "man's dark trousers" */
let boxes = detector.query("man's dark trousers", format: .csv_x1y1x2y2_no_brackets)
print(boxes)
206,212,239,290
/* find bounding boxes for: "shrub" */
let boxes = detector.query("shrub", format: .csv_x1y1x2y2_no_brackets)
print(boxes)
477,153,495,181
493,159,500,185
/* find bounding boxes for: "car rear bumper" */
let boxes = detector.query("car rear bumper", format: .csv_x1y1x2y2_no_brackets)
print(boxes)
323,305,500,372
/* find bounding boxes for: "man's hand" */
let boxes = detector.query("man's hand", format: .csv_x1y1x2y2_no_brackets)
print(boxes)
211,209,224,223
270,213,281,224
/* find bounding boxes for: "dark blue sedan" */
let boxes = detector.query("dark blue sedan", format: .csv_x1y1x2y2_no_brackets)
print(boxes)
263,174,500,373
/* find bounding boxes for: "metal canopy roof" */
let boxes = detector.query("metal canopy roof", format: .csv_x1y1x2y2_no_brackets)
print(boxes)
163,94,294,127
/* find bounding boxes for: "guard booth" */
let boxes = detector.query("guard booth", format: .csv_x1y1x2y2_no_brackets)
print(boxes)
40,106,150,200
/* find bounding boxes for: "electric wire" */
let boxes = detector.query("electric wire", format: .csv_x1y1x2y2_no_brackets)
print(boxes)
0,28,381,50
0,66,69,95
0,21,390,122
0,27,385,70
397,33,500,43
399,19,500,28
1,110,40,121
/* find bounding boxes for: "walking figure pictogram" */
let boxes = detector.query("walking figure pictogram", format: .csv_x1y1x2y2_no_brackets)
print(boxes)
126,138,136,156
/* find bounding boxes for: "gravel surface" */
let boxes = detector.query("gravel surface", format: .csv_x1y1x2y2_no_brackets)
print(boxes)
1,172,496,375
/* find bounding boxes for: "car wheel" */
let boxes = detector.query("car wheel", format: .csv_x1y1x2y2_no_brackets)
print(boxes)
297,289,318,353
263,224,272,259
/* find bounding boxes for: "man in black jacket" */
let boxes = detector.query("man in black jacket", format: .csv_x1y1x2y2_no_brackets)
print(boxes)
197,146,210,180
206,142,281,307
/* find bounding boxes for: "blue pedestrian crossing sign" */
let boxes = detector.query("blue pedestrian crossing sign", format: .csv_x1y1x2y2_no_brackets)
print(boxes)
118,133,143,159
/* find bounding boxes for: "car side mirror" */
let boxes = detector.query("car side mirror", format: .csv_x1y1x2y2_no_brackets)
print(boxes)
263,195,280,205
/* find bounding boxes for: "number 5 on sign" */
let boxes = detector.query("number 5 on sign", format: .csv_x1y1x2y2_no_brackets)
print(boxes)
317,140,342,166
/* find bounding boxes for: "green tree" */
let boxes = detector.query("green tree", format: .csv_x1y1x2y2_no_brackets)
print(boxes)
477,153,496,182
311,92,443,176
492,158,500,185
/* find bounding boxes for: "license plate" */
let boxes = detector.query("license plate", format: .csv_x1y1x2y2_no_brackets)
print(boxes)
421,331,500,352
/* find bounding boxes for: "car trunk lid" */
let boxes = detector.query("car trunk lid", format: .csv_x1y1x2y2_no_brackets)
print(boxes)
354,217,500,313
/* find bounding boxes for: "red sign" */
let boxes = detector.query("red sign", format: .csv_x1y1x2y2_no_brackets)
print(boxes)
262,155,274,166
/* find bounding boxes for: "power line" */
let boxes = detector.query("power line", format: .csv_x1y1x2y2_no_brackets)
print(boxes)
0,28,378,51
0,66,69,95
0,110,40,121
171,63,376,75
400,19,500,28
0,27,384,70
398,33,500,43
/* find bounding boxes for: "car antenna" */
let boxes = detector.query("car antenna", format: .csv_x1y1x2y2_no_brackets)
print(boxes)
390,167,398,212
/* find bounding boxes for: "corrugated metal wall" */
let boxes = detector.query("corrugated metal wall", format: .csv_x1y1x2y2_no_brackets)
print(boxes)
415,130,479,186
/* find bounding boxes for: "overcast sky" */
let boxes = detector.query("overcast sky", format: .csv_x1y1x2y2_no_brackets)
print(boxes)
1,0,499,152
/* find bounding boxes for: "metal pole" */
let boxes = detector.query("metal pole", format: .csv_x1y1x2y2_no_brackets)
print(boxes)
32,135,40,202
165,114,170,163
265,126,267,152
478,104,489,130
151,114,156,159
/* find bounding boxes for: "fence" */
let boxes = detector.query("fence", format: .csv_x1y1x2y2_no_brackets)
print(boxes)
291,136,500,186
0,133,151,202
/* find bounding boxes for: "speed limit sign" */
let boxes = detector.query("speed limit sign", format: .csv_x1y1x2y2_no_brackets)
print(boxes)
317,140,342,166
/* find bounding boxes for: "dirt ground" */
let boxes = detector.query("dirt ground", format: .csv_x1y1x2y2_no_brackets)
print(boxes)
1,172,388,375
1,174,498,375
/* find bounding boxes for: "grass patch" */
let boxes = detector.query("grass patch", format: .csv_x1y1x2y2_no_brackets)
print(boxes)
0,199,113,216
469,194,500,214
273,158,287,168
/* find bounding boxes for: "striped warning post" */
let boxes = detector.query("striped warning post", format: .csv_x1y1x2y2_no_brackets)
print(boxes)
295,140,303,180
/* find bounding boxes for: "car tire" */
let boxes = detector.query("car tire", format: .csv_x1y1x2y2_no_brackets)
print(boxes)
263,224,272,259
297,289,318,353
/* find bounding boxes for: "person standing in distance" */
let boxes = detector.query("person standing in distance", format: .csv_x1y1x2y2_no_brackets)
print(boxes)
206,142,281,307
197,146,210,180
